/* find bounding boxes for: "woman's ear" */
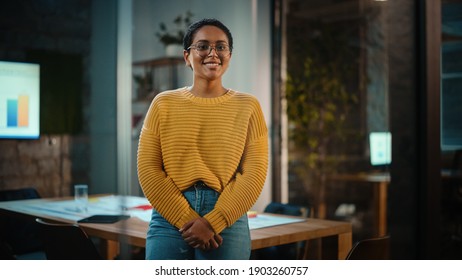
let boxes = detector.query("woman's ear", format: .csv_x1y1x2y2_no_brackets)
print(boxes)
183,50,191,67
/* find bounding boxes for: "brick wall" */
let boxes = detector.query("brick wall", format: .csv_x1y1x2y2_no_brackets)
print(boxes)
0,136,71,197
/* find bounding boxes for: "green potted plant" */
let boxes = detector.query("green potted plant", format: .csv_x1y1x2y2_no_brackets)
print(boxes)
156,11,193,57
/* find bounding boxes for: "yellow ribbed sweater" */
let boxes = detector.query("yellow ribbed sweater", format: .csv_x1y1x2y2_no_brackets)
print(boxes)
137,87,268,234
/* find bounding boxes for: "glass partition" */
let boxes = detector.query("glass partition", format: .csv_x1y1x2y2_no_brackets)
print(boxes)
284,0,391,242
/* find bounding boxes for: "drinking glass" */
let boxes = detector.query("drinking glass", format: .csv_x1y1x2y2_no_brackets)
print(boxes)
74,184,88,212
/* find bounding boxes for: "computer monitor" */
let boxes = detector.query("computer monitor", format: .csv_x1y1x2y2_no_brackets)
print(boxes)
0,61,40,139
369,132,392,166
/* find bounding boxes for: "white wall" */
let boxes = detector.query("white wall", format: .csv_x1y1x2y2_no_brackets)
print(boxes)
132,0,273,211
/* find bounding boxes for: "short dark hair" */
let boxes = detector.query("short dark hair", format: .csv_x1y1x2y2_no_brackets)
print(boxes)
183,18,233,53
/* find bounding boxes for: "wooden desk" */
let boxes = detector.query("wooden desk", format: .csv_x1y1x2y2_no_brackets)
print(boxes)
328,172,390,237
251,215,352,259
0,196,352,260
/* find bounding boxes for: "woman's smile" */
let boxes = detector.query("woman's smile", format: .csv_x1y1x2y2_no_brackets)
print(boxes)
203,60,222,69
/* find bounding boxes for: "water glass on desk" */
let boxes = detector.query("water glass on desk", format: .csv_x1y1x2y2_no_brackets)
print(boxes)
74,184,88,212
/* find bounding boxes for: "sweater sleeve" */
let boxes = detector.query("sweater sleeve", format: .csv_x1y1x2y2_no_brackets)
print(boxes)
137,99,200,229
203,100,269,234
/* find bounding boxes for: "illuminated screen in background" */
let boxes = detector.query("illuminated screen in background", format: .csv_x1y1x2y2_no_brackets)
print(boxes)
0,61,40,139
369,132,392,166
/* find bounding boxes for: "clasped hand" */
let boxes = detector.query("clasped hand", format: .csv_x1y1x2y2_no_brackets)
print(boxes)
179,217,223,251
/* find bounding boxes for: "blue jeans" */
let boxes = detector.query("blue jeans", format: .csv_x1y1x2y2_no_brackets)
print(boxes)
145,184,251,260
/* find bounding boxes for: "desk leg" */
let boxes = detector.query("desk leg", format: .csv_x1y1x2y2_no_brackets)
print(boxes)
337,231,352,260
375,182,388,237
99,239,119,260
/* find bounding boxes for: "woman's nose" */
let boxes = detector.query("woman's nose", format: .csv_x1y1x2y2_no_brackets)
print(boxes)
207,46,219,57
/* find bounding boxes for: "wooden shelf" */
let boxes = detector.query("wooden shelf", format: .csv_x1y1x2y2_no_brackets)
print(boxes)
132,56,185,138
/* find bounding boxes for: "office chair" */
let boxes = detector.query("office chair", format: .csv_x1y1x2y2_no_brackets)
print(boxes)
0,239,16,260
0,187,43,256
264,202,311,217
0,187,41,201
252,202,311,260
35,218,103,260
345,235,390,260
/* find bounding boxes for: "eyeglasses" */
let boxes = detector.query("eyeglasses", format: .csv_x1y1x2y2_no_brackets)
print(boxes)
187,42,231,58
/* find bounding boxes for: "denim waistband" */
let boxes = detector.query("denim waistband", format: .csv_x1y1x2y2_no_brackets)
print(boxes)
183,181,210,192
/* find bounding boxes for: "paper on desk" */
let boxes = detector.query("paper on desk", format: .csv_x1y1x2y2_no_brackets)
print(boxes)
248,214,306,230
5,203,87,221
3,195,153,222
128,210,152,222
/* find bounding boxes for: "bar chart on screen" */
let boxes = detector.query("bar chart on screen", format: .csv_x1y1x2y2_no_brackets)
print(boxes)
5,95,29,127
0,61,40,139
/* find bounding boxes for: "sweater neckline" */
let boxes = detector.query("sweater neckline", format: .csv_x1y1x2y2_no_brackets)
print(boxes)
181,87,235,104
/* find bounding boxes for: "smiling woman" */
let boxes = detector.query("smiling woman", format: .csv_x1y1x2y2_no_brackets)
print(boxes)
137,18,268,260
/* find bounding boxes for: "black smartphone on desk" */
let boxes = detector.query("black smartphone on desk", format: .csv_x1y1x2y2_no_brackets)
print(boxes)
78,214,130,224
